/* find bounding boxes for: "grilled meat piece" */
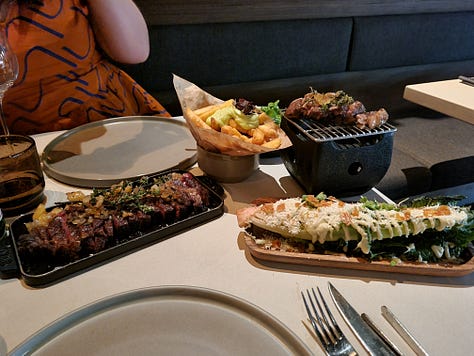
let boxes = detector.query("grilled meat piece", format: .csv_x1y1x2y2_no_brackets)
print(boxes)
345,101,366,118
17,172,211,265
285,89,388,129
355,108,389,129
17,210,83,262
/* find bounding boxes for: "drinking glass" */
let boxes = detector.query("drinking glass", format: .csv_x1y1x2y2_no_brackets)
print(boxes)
0,134,45,216
0,5,18,135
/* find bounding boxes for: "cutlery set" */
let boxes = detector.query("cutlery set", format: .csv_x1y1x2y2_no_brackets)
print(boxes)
458,75,474,86
302,282,429,356
302,287,358,356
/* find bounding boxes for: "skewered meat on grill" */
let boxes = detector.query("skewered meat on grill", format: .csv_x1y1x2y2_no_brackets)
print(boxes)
355,108,389,130
285,89,389,129
17,172,211,264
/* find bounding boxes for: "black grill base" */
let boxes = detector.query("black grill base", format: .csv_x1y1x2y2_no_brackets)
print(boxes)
281,118,395,197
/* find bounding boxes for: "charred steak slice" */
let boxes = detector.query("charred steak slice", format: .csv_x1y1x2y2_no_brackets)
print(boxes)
17,172,211,267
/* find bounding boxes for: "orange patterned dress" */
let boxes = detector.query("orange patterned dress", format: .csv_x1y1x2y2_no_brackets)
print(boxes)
4,0,169,135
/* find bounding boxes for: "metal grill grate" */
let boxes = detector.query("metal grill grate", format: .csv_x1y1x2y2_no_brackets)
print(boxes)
285,117,397,142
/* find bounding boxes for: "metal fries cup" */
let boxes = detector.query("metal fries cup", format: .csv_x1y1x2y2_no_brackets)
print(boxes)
196,145,259,183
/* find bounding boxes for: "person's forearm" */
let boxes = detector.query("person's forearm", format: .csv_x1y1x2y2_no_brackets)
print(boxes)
87,0,150,64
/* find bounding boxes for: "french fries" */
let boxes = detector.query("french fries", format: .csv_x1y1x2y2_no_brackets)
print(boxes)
188,100,282,148
194,99,234,120
185,108,212,130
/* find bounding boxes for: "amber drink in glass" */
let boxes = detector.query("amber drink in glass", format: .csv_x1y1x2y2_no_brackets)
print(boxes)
0,134,45,216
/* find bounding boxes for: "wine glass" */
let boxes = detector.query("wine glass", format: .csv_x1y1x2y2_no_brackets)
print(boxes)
0,18,18,135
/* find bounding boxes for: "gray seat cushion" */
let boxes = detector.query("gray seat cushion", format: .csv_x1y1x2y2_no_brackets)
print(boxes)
376,116,474,200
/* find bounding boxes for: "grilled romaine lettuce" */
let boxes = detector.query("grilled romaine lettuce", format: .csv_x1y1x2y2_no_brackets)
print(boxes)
237,194,473,263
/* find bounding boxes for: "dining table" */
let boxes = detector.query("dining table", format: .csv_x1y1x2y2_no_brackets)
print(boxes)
1,118,473,356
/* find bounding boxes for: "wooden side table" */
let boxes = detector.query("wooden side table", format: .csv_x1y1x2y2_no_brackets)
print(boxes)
403,79,473,124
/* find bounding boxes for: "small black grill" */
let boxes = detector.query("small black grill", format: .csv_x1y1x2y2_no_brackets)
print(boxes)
281,117,397,197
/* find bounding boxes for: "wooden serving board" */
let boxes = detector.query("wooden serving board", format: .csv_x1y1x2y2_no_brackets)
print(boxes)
244,235,474,277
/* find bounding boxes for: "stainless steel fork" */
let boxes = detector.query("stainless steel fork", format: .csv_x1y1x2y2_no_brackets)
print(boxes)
302,287,358,356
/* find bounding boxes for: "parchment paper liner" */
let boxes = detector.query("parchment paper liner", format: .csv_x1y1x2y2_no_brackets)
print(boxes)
173,75,292,156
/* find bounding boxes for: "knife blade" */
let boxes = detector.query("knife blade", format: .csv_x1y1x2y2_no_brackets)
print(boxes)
328,282,397,356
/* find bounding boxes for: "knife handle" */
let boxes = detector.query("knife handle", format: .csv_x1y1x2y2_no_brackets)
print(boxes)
459,75,474,86
381,306,429,356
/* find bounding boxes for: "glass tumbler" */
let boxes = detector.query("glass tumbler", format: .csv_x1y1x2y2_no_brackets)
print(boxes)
0,134,45,216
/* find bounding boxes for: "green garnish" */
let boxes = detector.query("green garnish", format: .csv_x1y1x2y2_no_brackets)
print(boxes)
359,196,397,211
91,176,159,212
406,195,465,208
260,100,282,125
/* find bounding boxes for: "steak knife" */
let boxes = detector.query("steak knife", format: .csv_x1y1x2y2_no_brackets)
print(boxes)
328,282,397,356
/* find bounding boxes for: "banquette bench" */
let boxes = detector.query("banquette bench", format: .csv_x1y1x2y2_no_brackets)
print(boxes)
123,0,474,202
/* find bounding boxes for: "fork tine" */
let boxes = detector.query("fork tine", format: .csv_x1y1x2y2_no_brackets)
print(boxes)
315,287,343,340
301,290,328,345
307,288,334,344
302,287,359,356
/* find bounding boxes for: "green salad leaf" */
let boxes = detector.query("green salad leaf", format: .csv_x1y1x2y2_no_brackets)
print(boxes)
260,100,282,125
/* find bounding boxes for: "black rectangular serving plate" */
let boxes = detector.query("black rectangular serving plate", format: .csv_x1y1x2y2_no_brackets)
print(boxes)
0,171,224,287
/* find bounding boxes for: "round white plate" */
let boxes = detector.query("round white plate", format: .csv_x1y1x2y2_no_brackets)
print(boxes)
9,285,311,356
41,116,197,188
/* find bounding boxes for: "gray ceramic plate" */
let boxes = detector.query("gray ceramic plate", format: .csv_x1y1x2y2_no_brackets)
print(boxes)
9,286,311,356
41,116,197,188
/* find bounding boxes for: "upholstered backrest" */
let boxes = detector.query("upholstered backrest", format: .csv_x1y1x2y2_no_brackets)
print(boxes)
124,1,474,116
349,12,474,70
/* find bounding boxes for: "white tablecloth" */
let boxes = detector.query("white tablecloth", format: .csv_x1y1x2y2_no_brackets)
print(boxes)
1,128,473,356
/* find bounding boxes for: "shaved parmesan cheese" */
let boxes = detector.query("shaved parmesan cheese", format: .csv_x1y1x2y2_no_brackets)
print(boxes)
240,196,469,256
